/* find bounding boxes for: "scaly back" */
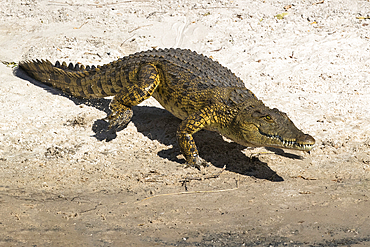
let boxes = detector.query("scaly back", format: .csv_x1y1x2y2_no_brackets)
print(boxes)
19,48,246,99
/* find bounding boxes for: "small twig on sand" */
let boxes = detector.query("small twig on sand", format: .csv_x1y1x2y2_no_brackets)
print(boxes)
180,165,226,183
192,6,239,9
210,47,223,52
136,186,239,203
135,166,240,203
48,1,131,7
292,175,317,180
74,21,88,29
120,35,136,46
312,0,324,5
128,24,153,33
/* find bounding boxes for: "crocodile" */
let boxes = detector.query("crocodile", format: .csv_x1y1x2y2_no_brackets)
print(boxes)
19,48,315,168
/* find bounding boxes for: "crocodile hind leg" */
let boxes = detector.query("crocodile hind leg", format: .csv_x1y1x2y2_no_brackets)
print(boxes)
176,106,217,169
106,63,160,129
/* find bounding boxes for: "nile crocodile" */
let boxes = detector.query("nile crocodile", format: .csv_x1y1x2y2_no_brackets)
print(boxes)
19,48,315,168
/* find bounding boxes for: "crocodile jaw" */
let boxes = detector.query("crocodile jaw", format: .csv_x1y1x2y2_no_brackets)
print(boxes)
257,130,315,151
233,106,316,152
229,124,315,152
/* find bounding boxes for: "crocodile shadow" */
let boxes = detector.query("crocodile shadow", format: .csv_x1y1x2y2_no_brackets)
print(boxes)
16,68,304,181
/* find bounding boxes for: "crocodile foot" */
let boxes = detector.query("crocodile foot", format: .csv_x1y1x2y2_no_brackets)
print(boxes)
105,108,133,129
185,155,210,170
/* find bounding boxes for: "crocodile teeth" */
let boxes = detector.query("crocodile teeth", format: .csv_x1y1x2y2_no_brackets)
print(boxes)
261,132,313,150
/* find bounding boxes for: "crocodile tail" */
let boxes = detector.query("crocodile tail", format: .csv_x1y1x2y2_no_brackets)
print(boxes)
19,59,121,99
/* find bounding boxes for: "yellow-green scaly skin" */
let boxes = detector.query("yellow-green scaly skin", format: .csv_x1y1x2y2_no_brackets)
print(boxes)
19,48,315,168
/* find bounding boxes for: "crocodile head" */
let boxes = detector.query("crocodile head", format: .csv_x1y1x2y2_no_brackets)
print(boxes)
232,105,315,151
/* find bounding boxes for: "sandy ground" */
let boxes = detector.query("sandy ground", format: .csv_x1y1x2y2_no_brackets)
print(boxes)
1,0,370,246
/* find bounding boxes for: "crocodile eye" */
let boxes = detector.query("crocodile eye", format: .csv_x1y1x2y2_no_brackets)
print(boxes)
264,115,273,121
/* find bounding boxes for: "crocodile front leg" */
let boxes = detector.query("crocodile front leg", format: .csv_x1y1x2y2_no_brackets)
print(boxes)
176,106,217,169
106,63,160,129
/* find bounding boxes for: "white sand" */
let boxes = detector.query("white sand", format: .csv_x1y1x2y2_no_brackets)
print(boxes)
2,0,370,176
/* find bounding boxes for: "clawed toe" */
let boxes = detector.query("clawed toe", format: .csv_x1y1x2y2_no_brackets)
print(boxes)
105,109,133,129
185,156,210,170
